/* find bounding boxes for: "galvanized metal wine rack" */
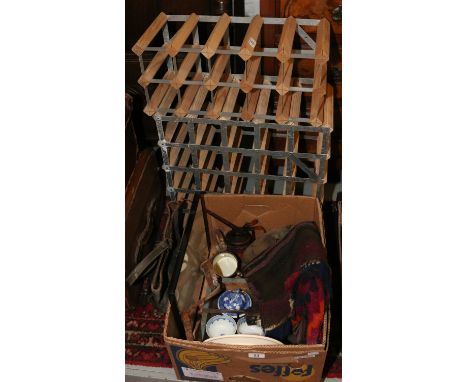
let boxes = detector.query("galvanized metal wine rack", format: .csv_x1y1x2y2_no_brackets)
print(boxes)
133,13,333,201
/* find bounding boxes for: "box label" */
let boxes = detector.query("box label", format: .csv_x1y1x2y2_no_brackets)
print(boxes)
296,352,319,360
248,352,265,359
182,367,224,381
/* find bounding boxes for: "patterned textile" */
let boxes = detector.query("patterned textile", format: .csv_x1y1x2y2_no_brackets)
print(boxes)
285,261,332,344
125,303,171,367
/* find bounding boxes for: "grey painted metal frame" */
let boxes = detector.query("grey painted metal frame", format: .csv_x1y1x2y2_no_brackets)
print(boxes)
153,113,331,200
146,45,315,59
167,15,320,25
149,72,313,93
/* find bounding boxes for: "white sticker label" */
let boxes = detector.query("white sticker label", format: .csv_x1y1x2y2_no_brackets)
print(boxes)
296,351,319,360
248,37,256,48
248,352,265,359
181,367,224,381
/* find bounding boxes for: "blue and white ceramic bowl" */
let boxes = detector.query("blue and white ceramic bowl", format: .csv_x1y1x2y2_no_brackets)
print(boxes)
217,289,252,317
205,314,237,338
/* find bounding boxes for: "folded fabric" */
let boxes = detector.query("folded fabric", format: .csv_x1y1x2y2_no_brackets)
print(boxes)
243,221,327,330
286,260,331,344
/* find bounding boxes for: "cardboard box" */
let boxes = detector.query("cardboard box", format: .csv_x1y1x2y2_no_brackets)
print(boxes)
164,194,330,382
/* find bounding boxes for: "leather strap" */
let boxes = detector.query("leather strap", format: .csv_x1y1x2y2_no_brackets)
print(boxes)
127,200,185,308
200,257,219,290
126,240,169,285
181,284,222,340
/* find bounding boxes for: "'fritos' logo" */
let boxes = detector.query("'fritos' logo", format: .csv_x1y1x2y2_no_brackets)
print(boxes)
177,349,231,370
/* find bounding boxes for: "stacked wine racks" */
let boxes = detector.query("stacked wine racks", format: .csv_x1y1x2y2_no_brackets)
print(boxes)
132,13,333,200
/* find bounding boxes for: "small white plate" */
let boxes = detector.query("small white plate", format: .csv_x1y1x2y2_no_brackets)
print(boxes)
203,334,283,345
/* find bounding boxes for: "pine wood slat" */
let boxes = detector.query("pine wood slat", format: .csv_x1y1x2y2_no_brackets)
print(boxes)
143,70,175,116
276,16,297,63
169,84,209,178
240,87,261,121
234,83,265,192
309,18,330,126
275,91,293,124
252,81,271,125
288,89,302,124
132,12,168,56
240,55,261,93
164,118,181,143
205,161,220,191
137,50,169,88
165,13,200,57
314,18,330,60
172,93,209,171
227,124,244,193
220,85,242,193
170,46,201,89
251,81,272,193
205,82,241,191
169,124,188,167
207,75,233,119
176,117,210,189
238,15,263,61
219,81,240,119
197,127,218,190
201,135,219,191
323,83,334,129
310,59,327,126
164,97,186,143
154,84,178,117
201,13,231,59
310,96,325,128
275,58,294,95
174,72,204,117
203,54,230,91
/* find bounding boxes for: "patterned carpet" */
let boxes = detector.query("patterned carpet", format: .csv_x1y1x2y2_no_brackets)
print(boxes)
125,303,172,367
125,303,342,378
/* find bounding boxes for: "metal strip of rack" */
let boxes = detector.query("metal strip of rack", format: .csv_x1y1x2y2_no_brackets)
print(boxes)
166,15,320,26
165,167,323,184
156,113,330,131
149,77,314,93
145,45,315,59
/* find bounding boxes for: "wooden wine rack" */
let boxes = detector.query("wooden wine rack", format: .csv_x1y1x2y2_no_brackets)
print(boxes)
133,13,333,200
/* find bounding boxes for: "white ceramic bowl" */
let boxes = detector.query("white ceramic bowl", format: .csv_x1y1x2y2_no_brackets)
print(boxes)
237,317,265,336
212,252,238,277
205,315,237,338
